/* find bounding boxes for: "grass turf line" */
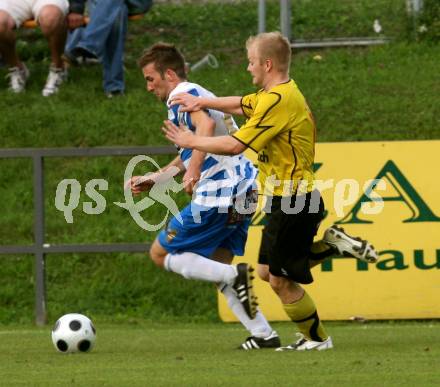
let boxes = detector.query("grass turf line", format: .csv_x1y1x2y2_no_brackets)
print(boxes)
0,0,439,324
0,321,439,386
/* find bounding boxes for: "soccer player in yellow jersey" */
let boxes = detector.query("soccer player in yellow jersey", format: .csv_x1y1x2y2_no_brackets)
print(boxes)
164,32,377,351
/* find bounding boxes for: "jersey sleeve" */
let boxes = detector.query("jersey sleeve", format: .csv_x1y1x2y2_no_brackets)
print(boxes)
233,92,288,152
168,103,195,132
168,104,180,126
240,93,257,118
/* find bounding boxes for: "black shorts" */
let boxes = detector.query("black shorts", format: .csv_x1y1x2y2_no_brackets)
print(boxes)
258,190,325,284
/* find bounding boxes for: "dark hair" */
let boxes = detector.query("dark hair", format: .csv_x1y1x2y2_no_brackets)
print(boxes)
137,42,187,79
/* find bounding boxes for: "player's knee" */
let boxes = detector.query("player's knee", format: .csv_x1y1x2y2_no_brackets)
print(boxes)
149,243,166,268
149,252,165,268
269,275,283,294
269,275,304,303
257,264,270,282
149,253,165,268
269,275,294,296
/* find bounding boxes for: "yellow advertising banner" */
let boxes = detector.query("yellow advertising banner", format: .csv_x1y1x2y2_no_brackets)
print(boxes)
219,140,440,320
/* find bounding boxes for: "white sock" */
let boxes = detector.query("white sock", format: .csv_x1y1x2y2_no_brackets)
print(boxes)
164,252,237,285
218,283,273,338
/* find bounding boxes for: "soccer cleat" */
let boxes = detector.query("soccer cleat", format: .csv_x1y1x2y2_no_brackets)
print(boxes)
233,263,258,319
275,333,333,352
7,64,30,93
323,225,378,263
42,65,68,97
239,331,281,350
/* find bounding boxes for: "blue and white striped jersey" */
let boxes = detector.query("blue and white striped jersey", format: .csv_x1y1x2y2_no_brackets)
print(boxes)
167,82,257,208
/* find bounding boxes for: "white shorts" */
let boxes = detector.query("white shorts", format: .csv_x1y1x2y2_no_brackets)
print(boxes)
0,0,69,27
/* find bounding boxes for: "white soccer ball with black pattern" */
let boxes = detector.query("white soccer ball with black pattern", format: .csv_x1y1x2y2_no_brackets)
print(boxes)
51,313,96,353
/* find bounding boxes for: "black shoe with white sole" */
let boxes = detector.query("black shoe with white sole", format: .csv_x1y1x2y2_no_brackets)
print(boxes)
239,331,281,350
233,263,258,319
323,225,378,263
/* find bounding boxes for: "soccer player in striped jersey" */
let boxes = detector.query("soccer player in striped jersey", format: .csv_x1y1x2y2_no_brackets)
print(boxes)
127,42,280,350
164,32,378,351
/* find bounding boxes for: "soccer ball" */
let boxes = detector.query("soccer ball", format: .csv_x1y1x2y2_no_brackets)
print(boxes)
51,313,96,353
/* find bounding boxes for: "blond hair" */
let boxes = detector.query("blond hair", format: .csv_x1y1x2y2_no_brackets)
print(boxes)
246,32,291,73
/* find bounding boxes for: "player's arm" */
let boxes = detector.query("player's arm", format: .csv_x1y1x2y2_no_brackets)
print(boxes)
183,110,216,194
141,154,185,177
170,94,244,116
161,155,186,174
163,120,246,155
126,155,184,195
164,92,283,155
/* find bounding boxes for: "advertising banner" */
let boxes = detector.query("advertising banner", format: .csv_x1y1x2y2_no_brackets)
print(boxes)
219,140,440,320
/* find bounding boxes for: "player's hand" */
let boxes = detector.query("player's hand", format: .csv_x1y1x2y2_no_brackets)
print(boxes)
162,120,194,148
66,13,86,30
169,93,202,112
182,167,200,195
124,174,158,195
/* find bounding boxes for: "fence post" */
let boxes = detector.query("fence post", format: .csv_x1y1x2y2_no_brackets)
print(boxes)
258,0,266,33
33,155,47,326
413,0,424,14
280,0,291,41
407,0,424,16
407,0,424,38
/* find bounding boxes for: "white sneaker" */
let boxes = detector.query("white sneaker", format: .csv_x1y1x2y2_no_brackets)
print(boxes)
323,225,378,263
42,65,67,97
275,333,333,351
7,64,30,93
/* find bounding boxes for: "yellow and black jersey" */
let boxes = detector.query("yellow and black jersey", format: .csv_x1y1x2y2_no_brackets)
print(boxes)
233,79,316,196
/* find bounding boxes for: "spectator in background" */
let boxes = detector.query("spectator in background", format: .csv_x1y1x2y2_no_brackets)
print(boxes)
65,0,152,98
0,0,69,96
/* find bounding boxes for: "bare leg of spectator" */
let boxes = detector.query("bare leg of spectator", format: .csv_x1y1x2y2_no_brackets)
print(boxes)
0,10,20,67
38,5,67,68
0,10,29,93
39,5,68,96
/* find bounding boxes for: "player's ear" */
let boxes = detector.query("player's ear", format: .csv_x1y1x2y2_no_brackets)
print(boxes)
265,58,273,72
164,69,174,81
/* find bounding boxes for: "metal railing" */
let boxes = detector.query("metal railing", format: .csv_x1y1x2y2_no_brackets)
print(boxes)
258,0,390,47
259,0,291,38
0,146,176,326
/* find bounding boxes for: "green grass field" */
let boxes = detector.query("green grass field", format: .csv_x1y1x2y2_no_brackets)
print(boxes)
1,321,439,386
